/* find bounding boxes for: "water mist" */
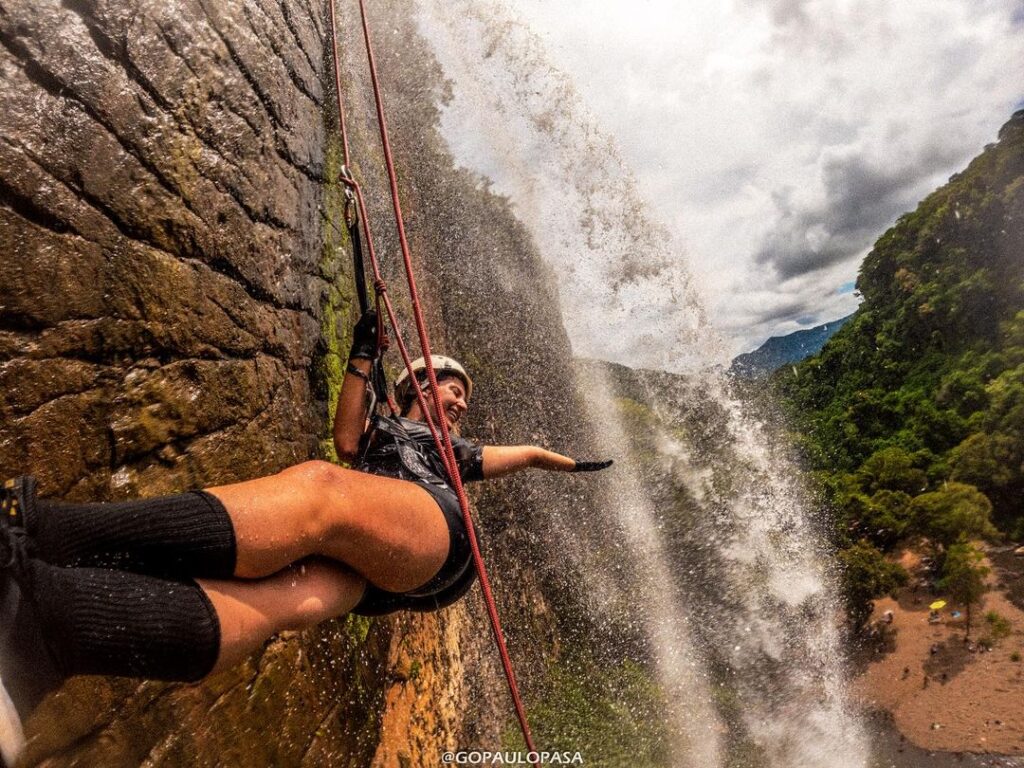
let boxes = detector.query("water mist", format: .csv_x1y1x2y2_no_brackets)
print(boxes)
417,1,869,765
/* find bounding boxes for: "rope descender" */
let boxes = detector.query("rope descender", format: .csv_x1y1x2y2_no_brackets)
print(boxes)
340,165,358,228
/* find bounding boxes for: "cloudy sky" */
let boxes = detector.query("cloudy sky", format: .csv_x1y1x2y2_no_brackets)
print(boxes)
423,0,1024,359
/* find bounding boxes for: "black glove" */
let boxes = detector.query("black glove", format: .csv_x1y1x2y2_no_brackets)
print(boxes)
571,459,614,473
349,310,379,360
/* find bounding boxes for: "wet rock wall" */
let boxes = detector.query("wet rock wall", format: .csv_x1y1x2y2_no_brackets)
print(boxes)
1,0,391,765
0,0,328,496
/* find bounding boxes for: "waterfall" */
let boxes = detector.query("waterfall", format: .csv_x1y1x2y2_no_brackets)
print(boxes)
416,1,870,765
577,361,725,768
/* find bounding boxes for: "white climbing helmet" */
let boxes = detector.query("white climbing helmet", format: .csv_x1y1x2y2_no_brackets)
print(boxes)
394,355,473,404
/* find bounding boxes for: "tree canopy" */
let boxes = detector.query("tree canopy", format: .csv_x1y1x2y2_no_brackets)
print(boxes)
774,111,1024,626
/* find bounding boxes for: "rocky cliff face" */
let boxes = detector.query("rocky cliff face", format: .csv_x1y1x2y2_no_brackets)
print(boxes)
0,0,394,764
1,0,619,765
0,0,328,501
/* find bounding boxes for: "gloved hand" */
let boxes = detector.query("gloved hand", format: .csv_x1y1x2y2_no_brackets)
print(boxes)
570,459,614,473
349,310,379,360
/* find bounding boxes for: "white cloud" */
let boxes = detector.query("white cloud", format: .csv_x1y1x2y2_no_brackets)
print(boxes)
420,0,1024,361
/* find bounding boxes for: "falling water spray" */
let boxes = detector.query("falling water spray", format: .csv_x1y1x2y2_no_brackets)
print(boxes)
416,0,870,765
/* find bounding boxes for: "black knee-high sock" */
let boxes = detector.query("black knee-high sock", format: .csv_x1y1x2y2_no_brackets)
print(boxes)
24,491,236,578
24,558,221,684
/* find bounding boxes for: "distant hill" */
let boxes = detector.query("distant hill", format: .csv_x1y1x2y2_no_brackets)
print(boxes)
730,314,854,378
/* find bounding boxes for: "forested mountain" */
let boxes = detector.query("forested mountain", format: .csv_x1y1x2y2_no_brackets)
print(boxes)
730,313,853,378
777,110,1024,623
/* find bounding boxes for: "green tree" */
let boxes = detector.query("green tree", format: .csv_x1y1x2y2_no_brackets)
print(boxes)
909,482,998,550
937,366,990,416
863,489,914,547
857,447,928,495
937,540,990,638
949,432,1018,492
838,540,908,630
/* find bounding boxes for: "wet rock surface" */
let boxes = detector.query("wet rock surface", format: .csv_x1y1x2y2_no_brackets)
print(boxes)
1,0,388,765
0,0,329,497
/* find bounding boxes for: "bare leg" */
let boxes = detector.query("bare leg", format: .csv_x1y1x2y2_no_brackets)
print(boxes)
198,558,367,675
207,461,449,593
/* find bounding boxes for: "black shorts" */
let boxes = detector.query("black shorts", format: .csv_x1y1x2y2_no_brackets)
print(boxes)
351,481,478,616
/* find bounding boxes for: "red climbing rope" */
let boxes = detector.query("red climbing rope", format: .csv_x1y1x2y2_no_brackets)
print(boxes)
328,0,539,757
329,0,440,431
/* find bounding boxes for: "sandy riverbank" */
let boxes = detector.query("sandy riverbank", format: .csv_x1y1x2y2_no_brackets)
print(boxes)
854,546,1024,758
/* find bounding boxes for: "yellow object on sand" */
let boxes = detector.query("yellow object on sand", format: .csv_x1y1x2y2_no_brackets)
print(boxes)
929,600,947,610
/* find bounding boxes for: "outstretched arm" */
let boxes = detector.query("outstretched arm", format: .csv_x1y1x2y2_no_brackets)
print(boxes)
480,446,612,479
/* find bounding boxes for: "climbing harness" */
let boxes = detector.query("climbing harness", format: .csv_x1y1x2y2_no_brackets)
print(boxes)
327,0,539,756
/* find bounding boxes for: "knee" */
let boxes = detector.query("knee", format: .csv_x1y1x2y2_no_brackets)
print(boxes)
283,459,349,490
281,460,354,541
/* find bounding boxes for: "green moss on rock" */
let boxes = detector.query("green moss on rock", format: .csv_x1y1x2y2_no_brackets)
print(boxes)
503,651,671,767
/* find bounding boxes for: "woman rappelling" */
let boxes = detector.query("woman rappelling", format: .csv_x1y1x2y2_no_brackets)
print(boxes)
0,309,610,761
